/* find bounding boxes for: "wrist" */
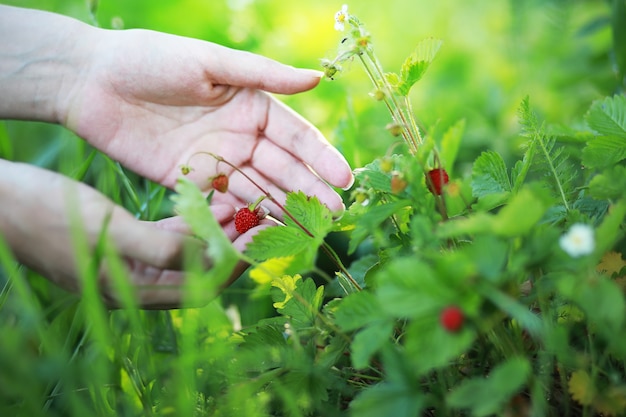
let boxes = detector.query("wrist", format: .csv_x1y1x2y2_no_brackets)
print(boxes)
0,6,98,125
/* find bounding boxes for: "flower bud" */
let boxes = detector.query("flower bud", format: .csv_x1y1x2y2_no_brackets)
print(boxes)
385,122,404,137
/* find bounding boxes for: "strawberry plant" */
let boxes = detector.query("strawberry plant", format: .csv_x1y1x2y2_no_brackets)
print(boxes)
3,2,626,417
170,4,626,416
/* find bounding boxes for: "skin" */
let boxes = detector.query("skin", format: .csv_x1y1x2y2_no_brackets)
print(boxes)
0,5,353,308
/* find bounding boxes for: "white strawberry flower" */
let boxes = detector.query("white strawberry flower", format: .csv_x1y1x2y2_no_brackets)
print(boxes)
559,223,595,258
334,4,349,31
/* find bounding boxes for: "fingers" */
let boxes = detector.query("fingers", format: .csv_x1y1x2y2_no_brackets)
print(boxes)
262,96,354,190
207,43,324,95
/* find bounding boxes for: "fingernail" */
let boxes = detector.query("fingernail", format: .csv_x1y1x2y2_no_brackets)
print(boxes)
298,68,324,78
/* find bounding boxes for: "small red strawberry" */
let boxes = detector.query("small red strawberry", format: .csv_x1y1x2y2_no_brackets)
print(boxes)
234,198,268,234
440,306,464,332
211,173,229,193
426,168,449,195
234,207,261,234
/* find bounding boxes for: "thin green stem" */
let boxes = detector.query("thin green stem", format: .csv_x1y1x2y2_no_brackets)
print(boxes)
363,49,421,152
356,54,418,154
403,96,424,145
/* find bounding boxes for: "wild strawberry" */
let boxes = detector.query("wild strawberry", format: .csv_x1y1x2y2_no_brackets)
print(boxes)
440,306,464,332
234,206,263,234
211,173,229,193
390,171,407,194
426,168,449,195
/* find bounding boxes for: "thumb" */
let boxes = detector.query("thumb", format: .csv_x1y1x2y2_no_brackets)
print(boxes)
208,43,324,94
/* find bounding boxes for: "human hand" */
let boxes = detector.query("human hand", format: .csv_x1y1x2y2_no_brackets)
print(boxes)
60,26,353,222
0,160,259,308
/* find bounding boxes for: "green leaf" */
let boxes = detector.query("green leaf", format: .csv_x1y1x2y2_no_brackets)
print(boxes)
582,135,626,168
334,291,383,331
588,165,626,200
518,97,578,208
347,199,411,254
349,383,424,417
396,38,443,96
490,187,548,237
479,285,542,337
354,163,392,193
351,320,394,369
404,319,476,376
171,178,239,292
447,357,531,416
594,199,626,255
375,258,459,318
271,276,324,328
440,119,466,173
246,226,314,260
245,191,333,268
384,72,401,89
438,187,548,238
437,212,495,238
471,151,512,198
283,191,334,237
558,275,625,338
585,95,626,138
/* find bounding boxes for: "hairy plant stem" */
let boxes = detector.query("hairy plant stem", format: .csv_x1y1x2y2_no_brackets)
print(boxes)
357,53,419,154
353,45,449,220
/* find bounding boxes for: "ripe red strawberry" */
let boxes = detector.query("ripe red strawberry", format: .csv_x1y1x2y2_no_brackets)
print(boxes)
234,206,262,234
211,173,229,193
426,168,449,195
440,306,464,332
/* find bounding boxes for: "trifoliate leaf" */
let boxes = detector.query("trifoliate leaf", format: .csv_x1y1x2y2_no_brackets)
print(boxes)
396,38,443,96
568,370,595,406
582,135,626,168
447,357,531,417
471,151,512,198
585,94,626,138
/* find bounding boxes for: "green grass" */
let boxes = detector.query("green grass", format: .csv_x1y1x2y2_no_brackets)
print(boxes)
0,0,622,415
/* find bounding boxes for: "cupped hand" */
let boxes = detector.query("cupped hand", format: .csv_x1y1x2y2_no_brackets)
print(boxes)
62,28,354,219
0,160,262,308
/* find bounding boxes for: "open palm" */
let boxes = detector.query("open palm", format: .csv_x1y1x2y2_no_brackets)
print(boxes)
64,28,353,223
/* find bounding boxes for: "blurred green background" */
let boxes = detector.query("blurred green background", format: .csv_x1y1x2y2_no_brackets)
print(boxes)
1,0,618,174
0,1,623,415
